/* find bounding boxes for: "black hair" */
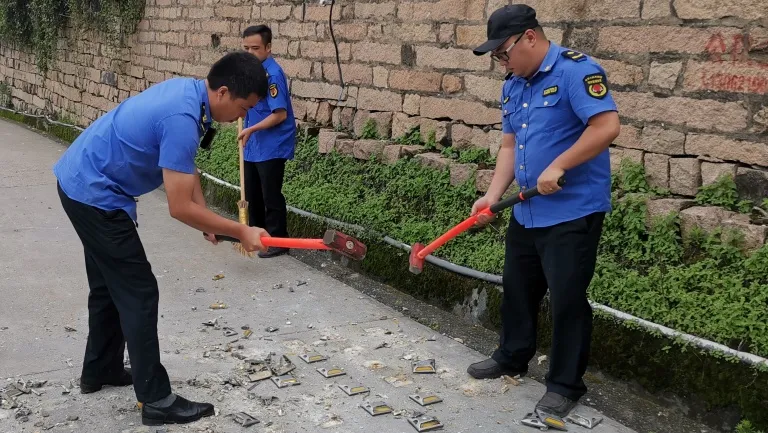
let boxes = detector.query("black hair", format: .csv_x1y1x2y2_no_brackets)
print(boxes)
207,51,268,99
242,24,272,45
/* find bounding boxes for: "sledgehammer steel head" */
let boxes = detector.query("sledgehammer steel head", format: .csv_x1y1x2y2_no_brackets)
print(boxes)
322,230,367,261
409,243,426,274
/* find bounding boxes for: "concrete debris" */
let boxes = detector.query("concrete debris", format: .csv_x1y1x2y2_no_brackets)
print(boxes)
393,409,423,419
66,414,79,421
538,355,548,365
1,395,18,410
202,319,218,327
364,360,385,370
15,406,32,421
186,376,213,388
259,396,279,406
502,375,521,387
384,374,413,388
222,376,244,387
319,414,343,428
296,280,307,286
265,326,279,333
454,337,464,344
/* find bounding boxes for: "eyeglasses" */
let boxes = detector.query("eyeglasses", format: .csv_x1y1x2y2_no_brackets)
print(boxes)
490,32,526,62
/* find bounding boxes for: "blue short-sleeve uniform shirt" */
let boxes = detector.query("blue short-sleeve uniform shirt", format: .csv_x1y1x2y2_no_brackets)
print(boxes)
53,77,212,223
243,56,296,162
501,42,617,228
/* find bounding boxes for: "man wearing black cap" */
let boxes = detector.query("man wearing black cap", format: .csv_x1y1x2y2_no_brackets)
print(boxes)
467,3,620,420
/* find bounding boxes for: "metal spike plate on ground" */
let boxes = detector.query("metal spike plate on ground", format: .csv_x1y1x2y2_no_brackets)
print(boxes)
536,409,568,431
412,359,436,374
521,413,549,430
271,374,300,389
339,384,369,396
362,401,393,416
268,354,296,376
299,352,328,364
248,370,272,382
566,414,603,429
317,367,346,378
409,394,443,406
408,415,444,432
228,412,260,427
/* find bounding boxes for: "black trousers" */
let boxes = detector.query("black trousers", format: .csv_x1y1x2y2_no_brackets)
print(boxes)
243,158,289,238
492,211,605,401
57,183,171,403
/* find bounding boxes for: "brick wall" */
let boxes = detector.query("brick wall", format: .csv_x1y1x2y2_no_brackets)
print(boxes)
1,0,767,201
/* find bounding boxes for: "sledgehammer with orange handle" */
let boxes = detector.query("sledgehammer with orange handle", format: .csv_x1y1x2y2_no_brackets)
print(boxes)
408,177,565,274
208,229,368,261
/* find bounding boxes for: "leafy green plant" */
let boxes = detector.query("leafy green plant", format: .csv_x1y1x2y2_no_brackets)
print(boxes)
611,159,668,196
457,148,493,165
394,127,423,146
359,118,379,139
424,129,437,150
67,0,145,43
194,122,239,186
696,174,753,213
737,420,766,433
0,80,11,108
0,0,145,74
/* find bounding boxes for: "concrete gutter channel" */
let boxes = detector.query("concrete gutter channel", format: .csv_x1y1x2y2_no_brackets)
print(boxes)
0,117,716,433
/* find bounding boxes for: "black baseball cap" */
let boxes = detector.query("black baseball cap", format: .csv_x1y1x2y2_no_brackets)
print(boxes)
473,4,539,56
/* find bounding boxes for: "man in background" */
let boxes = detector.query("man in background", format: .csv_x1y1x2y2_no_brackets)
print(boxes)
239,24,297,258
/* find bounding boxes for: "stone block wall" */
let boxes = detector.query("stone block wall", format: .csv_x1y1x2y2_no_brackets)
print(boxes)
0,0,767,201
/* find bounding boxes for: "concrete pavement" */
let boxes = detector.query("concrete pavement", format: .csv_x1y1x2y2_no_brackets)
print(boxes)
0,117,638,433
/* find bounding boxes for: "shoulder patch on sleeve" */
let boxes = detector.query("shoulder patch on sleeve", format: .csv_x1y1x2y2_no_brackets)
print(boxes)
269,83,278,98
583,73,608,99
562,50,587,62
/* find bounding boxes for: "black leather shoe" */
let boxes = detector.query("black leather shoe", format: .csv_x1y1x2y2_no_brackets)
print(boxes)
80,368,133,394
142,395,214,426
466,358,526,380
535,391,577,418
258,247,289,258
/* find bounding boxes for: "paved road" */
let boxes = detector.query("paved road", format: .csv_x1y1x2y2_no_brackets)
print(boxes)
0,118,637,433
